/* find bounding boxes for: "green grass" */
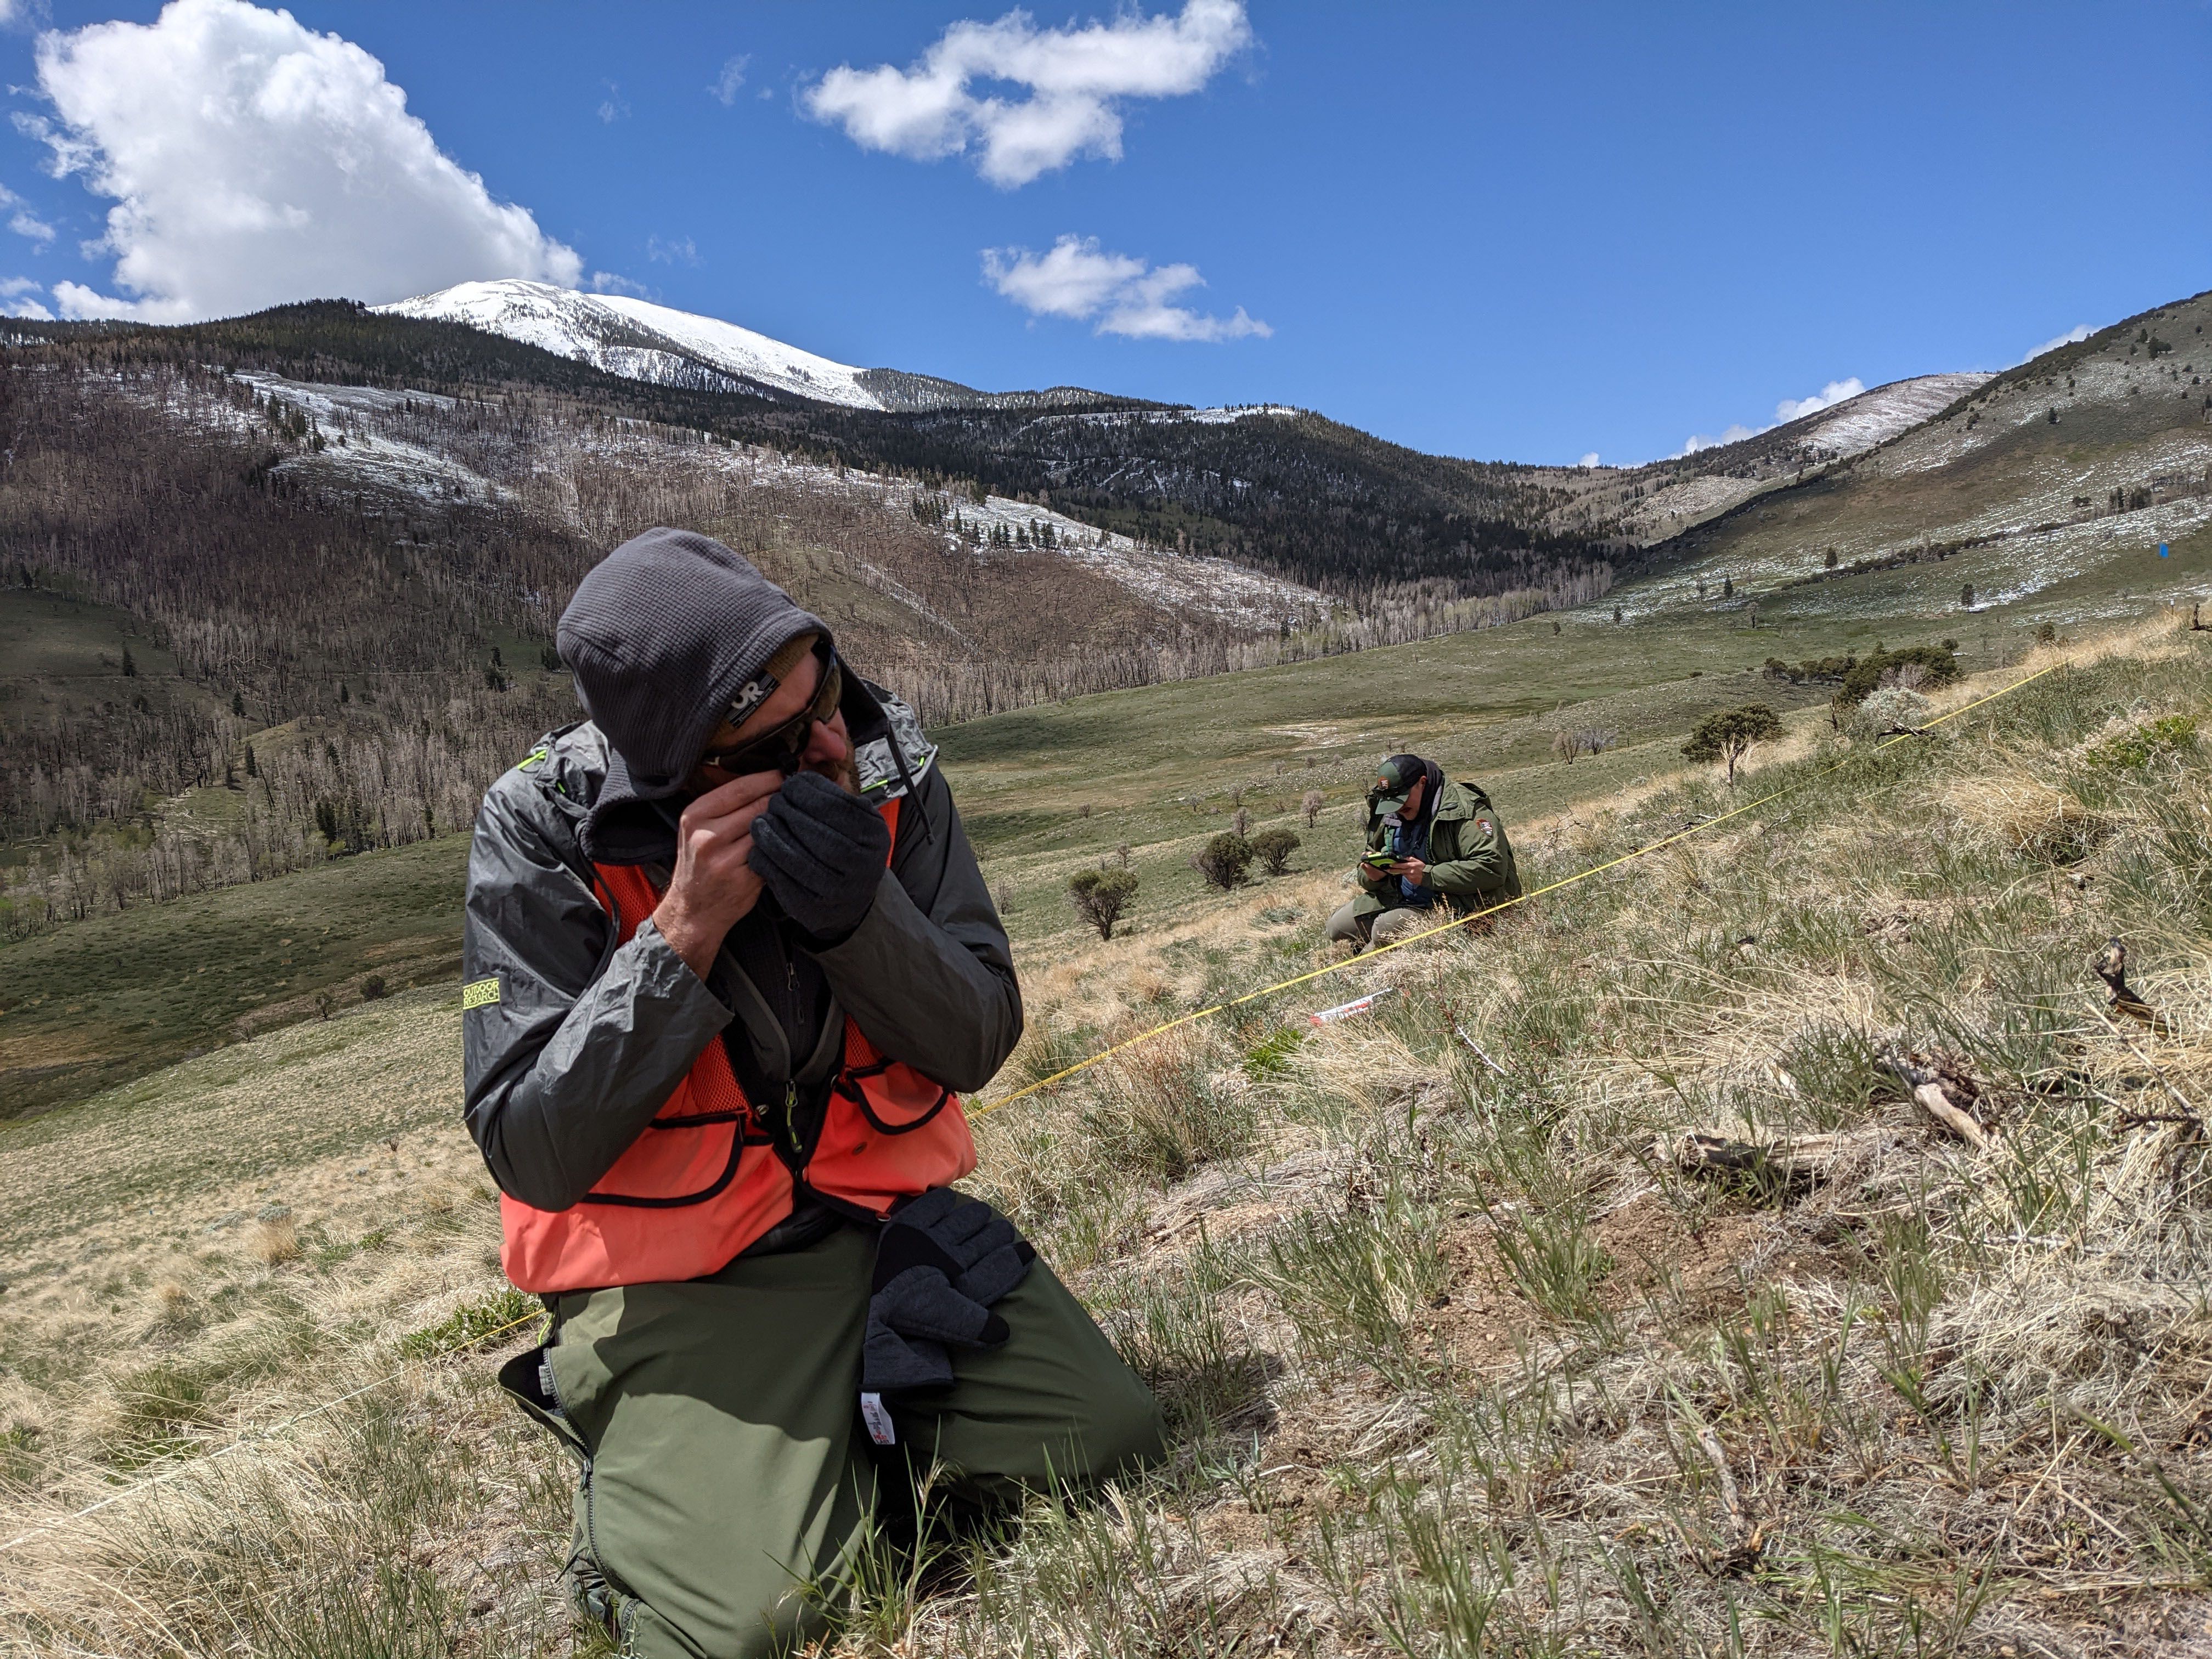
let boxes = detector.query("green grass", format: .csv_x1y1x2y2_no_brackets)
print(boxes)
0,835,465,1119
397,1286,544,1359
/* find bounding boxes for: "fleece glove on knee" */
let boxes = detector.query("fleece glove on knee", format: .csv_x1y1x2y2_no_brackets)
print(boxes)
860,1189,1035,1432
747,771,891,941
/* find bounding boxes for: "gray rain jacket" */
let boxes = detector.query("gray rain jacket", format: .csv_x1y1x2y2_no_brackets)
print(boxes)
460,676,1020,1228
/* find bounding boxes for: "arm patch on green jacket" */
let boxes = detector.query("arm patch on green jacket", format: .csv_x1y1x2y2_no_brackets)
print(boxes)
461,976,501,1010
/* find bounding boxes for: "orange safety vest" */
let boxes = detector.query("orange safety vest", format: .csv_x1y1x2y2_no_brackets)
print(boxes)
499,796,977,1294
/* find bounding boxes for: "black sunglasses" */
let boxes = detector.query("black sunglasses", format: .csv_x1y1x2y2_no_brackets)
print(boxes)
699,656,844,776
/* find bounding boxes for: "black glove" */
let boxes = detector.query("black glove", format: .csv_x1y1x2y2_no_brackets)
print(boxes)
747,771,891,942
860,1188,1036,1410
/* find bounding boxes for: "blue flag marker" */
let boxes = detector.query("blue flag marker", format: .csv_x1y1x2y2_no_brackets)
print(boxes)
2159,542,2170,558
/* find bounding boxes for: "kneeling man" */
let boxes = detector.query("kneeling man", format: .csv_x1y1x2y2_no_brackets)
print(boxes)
463,528,1163,1658
1326,752,1521,951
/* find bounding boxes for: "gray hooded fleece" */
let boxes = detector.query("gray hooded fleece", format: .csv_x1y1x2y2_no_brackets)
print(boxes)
459,529,1020,1233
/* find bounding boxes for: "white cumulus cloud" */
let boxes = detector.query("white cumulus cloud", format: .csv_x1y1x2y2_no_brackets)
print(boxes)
1678,423,1758,456
804,0,1251,188
1677,375,1869,456
1773,377,1864,424
28,0,579,323
0,275,52,319
2019,323,2093,364
983,235,1267,342
1578,452,1600,469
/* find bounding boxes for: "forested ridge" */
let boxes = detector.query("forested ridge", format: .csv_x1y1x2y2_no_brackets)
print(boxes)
0,302,1628,590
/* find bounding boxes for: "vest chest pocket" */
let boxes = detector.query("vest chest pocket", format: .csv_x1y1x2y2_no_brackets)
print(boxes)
833,1059,953,1136
580,1105,773,1209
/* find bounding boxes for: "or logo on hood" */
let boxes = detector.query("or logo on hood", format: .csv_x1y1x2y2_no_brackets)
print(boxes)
726,673,778,723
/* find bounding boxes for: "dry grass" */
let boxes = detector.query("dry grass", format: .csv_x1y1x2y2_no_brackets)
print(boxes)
4,619,2212,1656
925,618,2212,1658
0,988,586,1657
247,1218,301,1266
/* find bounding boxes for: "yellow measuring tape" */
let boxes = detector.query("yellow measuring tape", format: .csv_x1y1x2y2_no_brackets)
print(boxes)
972,659,2068,1118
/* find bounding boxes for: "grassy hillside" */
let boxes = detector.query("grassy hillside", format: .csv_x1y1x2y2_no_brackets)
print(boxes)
1643,290,2212,622
0,837,464,1119
12,492,2201,1121
3,615,2208,1656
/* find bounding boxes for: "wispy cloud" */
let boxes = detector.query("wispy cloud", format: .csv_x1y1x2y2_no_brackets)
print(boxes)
983,234,1267,342
2018,323,2092,364
588,270,647,296
0,184,52,245
804,0,1251,188
646,234,698,267
597,83,630,124
709,55,748,105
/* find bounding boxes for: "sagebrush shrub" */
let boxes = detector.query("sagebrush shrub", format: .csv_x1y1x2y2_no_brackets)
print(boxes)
1248,827,1300,876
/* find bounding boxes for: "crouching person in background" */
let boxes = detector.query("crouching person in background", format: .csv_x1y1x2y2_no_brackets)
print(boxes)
1326,752,1521,953
461,527,1164,1658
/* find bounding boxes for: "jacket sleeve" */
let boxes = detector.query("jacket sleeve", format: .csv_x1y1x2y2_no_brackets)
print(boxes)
1424,816,1515,900
808,764,1023,1092
461,772,735,1211
1356,814,1392,888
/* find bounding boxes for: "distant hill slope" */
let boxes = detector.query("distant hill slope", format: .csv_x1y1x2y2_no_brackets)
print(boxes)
1620,290,2212,623
1599,373,1994,540
0,298,1618,596
363,279,2018,567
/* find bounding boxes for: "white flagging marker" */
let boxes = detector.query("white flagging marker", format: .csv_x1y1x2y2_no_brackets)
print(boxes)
1310,986,1398,1025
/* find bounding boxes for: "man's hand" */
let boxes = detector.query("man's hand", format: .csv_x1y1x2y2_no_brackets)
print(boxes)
1357,860,1391,887
749,772,891,941
653,772,782,979
1387,857,1428,886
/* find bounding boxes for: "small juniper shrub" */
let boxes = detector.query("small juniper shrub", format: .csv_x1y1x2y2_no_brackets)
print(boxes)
1066,867,1138,940
1192,832,1255,890
1248,827,1300,876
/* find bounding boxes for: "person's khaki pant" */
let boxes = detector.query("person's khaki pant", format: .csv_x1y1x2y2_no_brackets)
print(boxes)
1324,901,1438,951
503,1223,1165,1658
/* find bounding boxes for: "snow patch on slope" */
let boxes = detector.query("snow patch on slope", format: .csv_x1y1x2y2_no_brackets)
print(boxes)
1622,373,1996,538
1795,373,1991,456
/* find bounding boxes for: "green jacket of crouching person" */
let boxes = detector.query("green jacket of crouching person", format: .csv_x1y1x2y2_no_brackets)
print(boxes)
1325,752,1521,952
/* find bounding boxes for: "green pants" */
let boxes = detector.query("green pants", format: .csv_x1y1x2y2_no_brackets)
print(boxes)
1324,899,1440,950
500,1223,1165,1658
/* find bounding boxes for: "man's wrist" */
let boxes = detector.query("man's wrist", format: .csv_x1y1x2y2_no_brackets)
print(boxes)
652,896,724,980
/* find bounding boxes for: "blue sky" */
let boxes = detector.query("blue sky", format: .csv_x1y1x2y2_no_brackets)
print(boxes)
0,1,2204,465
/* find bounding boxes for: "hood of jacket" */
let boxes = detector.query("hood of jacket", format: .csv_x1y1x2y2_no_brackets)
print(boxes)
557,527,830,824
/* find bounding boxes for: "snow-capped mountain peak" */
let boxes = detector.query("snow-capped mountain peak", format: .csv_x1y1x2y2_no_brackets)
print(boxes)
374,279,886,408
